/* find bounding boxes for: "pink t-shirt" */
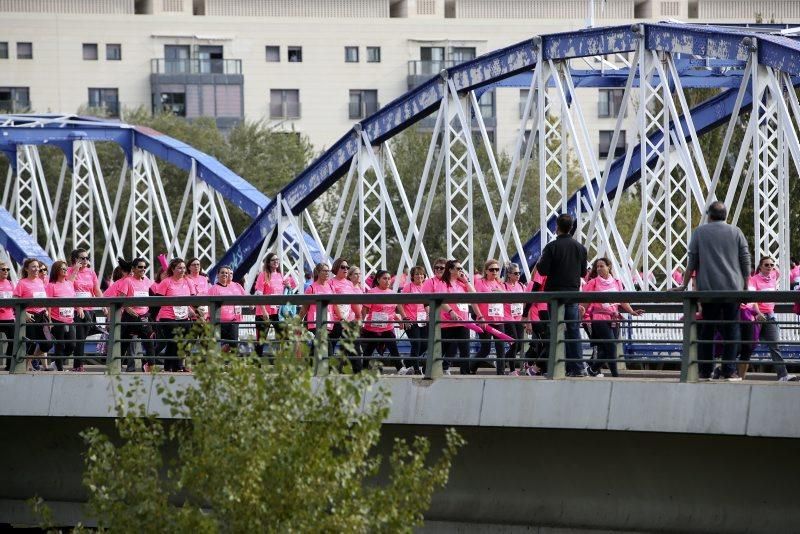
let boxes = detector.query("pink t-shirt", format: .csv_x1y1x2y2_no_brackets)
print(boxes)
582,276,624,318
118,276,152,316
151,276,196,320
255,271,289,316
68,266,99,309
208,281,246,322
328,277,359,321
401,282,427,324
103,277,129,297
791,265,800,285
528,271,548,317
0,279,15,321
363,287,399,333
304,281,333,330
14,277,47,313
474,277,504,323
46,280,78,324
503,280,525,321
438,280,470,329
748,273,778,314
421,276,445,293
187,274,210,296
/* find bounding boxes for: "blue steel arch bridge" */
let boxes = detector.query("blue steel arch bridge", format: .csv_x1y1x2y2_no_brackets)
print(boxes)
1,22,800,292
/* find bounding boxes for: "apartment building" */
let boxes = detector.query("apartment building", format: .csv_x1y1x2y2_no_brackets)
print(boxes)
2,0,799,158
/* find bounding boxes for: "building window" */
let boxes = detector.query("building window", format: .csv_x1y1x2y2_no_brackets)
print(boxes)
197,45,223,74
599,130,627,159
270,89,300,119
106,44,122,61
478,89,495,119
164,44,190,74
598,89,625,118
0,42,8,59
344,46,359,63
420,46,445,75
450,47,476,64
265,45,280,62
88,88,119,117
17,42,32,60
287,46,302,62
349,89,379,120
0,87,30,113
82,43,98,61
366,46,381,63
158,92,186,117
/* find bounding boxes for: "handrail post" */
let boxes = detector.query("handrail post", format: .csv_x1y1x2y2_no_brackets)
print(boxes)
208,299,221,348
680,296,699,383
547,297,566,379
425,298,442,379
9,302,26,374
105,301,121,375
314,298,329,376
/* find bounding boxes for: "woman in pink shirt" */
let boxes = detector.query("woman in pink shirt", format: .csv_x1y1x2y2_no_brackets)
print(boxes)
523,269,549,376
150,258,197,372
14,258,53,371
347,266,367,293
67,248,104,371
582,258,643,378
401,266,428,374
46,260,79,372
328,257,363,371
254,252,293,358
208,265,247,353
472,259,508,375
117,257,156,372
438,259,482,375
502,263,526,376
361,270,408,373
740,257,797,381
0,260,15,371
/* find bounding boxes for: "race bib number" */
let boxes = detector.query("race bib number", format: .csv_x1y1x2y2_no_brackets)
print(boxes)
488,303,503,317
416,311,427,322
371,311,390,324
59,307,74,319
234,306,243,315
338,304,352,319
511,303,523,317
33,291,46,299
173,306,189,319
601,302,614,310
133,291,149,298
0,291,10,299
76,291,91,298
456,303,469,313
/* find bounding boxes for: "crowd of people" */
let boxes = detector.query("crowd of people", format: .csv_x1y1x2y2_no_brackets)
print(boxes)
1,204,799,381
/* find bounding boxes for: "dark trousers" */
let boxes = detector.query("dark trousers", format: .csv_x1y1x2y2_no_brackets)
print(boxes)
220,322,240,352
255,314,284,357
699,302,739,378
739,315,788,378
50,321,76,371
442,326,470,373
0,319,13,370
330,321,363,372
122,311,155,368
504,321,524,371
472,324,507,374
524,310,550,373
588,320,619,377
407,323,428,372
73,309,96,368
157,319,184,372
547,303,582,375
361,329,401,370
26,311,53,356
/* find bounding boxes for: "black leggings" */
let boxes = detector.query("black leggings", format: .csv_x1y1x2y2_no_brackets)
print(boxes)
122,311,156,366
255,314,283,357
407,323,428,372
157,319,185,372
442,326,470,373
26,311,53,356
73,309,96,368
0,319,13,370
588,320,619,377
472,324,507,374
50,321,76,372
361,329,402,370
331,321,363,372
524,311,550,373
504,322,524,371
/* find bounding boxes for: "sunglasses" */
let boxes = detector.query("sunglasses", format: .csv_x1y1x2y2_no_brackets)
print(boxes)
135,265,147,269
39,268,48,273
0,268,8,272
434,266,445,271
763,263,775,267
508,272,520,275
339,265,349,270
78,256,89,261
488,267,500,272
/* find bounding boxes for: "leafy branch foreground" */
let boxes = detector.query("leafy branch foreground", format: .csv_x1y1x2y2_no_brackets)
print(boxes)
43,321,464,532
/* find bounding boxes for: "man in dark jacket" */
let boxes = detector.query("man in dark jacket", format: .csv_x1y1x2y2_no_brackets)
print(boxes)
537,213,588,377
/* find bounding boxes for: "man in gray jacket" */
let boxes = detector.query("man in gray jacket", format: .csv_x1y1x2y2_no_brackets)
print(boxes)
680,201,751,381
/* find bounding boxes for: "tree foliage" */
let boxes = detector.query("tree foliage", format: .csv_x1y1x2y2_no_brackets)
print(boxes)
63,321,463,532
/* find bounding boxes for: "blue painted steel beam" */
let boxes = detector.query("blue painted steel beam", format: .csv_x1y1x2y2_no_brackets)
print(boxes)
0,208,52,267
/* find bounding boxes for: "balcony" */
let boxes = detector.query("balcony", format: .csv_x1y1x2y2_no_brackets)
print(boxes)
151,58,242,75
407,60,456,89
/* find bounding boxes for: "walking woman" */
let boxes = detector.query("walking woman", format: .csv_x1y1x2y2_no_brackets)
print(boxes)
739,257,798,381
503,263,526,376
67,248,103,371
208,265,247,353
472,259,508,374
14,259,53,371
46,260,79,372
151,258,197,372
329,257,363,371
582,258,643,377
347,265,367,293
438,259,482,375
361,270,409,373
299,263,335,362
401,266,428,374
0,261,15,371
254,252,294,357
117,258,156,372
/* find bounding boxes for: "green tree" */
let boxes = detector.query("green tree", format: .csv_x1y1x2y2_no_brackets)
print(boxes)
68,321,463,532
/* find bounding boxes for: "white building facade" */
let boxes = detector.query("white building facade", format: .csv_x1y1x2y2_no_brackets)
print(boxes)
2,0,799,157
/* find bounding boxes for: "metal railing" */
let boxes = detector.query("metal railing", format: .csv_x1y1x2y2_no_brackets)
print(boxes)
2,290,800,383
150,58,243,75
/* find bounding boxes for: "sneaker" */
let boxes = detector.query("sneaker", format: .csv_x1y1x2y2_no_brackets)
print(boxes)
71,366,85,372
142,362,151,373
724,373,742,382
48,362,58,371
509,369,520,376
443,369,452,376
31,359,41,371
396,367,411,376
525,366,540,377
711,367,722,380
778,374,798,382
591,373,605,378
